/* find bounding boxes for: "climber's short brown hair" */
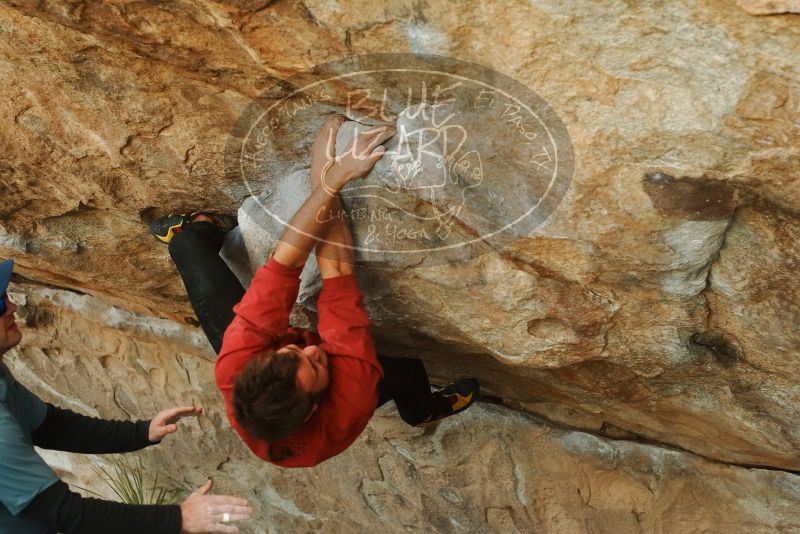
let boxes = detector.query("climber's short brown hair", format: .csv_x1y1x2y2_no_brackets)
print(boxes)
232,350,320,442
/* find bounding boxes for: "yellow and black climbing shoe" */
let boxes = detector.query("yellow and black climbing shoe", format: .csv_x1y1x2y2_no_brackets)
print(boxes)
148,212,237,244
417,378,480,426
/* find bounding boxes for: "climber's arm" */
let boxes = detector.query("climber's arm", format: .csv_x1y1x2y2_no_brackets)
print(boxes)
272,115,394,270
315,202,355,279
308,117,355,278
272,183,350,270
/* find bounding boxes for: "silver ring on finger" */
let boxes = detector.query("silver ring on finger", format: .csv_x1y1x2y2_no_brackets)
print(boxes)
222,512,230,523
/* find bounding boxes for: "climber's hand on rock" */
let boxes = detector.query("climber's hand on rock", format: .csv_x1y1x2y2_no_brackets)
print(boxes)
322,123,395,191
181,480,252,534
148,405,203,443
310,114,347,186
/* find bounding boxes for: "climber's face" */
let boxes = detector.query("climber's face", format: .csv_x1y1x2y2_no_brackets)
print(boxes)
277,343,330,395
0,295,22,356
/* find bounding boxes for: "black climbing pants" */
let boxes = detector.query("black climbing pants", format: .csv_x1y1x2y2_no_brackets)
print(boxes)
168,221,444,425
168,221,245,353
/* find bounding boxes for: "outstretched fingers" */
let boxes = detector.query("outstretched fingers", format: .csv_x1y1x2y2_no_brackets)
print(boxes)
161,405,203,423
208,498,252,532
355,126,395,158
206,496,250,507
210,509,252,522
211,524,240,534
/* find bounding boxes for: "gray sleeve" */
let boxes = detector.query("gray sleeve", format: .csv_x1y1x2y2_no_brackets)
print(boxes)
0,404,59,516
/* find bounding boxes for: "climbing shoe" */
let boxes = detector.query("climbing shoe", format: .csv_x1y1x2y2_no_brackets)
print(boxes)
148,212,237,244
417,378,480,426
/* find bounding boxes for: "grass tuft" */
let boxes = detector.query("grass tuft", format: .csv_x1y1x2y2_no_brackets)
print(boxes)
77,455,182,505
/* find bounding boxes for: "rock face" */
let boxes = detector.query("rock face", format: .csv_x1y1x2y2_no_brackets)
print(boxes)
738,0,800,15
1,0,800,530
8,283,800,533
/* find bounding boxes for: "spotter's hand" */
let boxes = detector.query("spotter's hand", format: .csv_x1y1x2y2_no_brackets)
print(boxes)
148,405,203,443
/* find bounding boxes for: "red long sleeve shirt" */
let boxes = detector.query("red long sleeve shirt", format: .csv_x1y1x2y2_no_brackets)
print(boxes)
214,256,384,467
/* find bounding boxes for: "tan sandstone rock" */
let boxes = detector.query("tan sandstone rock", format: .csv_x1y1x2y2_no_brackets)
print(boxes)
738,0,800,15
0,0,799,527
7,282,800,533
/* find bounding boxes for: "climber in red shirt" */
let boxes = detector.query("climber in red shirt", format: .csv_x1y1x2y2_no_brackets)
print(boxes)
150,115,479,467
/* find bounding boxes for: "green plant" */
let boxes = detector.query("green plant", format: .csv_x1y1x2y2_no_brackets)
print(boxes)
77,455,182,505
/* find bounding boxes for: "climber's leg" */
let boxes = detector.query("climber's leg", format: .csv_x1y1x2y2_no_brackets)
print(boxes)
376,356,481,426
166,218,245,354
419,378,480,425
149,212,237,245
376,356,448,425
